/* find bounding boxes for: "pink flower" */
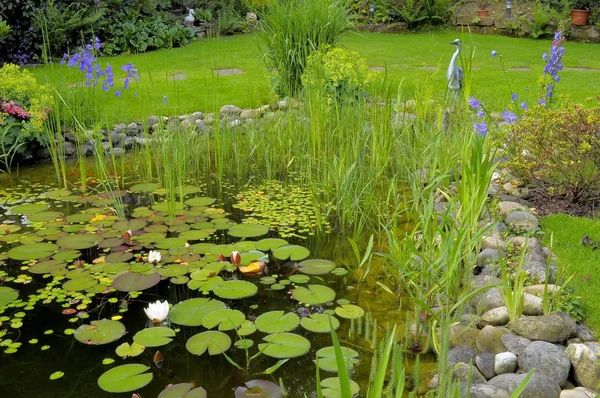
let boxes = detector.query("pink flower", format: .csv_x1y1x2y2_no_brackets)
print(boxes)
1,101,30,120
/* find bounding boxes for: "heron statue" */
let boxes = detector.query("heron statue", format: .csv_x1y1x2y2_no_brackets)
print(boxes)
446,39,463,102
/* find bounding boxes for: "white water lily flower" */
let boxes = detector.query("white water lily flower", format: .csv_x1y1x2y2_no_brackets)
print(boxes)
148,250,161,264
144,300,169,324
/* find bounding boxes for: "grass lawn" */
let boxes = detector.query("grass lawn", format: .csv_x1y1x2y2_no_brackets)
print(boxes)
541,214,600,332
33,31,600,124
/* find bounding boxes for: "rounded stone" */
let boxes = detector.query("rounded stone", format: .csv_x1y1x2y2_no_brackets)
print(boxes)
488,372,561,398
494,352,517,374
565,343,600,390
511,315,573,343
476,325,509,354
518,341,570,387
505,211,539,231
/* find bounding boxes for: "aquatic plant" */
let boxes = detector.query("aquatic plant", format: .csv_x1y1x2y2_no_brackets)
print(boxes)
143,300,169,324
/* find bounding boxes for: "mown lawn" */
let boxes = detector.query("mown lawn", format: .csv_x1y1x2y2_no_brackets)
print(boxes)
542,214,600,332
33,31,600,124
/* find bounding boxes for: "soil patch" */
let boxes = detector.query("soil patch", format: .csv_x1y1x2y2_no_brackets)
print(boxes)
528,187,600,218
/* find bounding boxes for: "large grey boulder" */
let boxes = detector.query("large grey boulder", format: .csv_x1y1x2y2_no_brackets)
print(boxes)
461,383,510,398
518,341,571,387
475,352,496,379
565,343,600,390
220,104,243,115
447,345,477,368
479,306,510,327
453,363,487,384
511,315,573,343
505,211,539,231
476,325,509,354
501,333,532,357
488,372,561,398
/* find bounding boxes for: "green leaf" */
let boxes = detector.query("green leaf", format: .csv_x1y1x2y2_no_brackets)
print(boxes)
273,244,310,261
300,314,340,333
213,280,258,299
97,364,153,393
315,346,359,373
49,371,64,380
258,333,311,359
73,319,126,345
0,286,19,308
115,342,145,358
292,285,336,305
158,383,208,398
169,298,226,326
201,309,245,331
228,223,270,238
334,304,364,319
298,259,336,275
255,311,300,334
7,243,59,260
133,327,176,347
186,331,231,356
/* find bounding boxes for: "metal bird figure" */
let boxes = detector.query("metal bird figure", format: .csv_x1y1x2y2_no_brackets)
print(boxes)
447,39,463,102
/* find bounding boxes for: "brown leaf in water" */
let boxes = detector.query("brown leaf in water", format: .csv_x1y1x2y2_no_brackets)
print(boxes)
153,350,164,368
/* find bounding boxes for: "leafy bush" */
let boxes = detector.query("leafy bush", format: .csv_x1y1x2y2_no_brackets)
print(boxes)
0,17,9,40
504,102,600,202
257,0,351,97
0,64,54,159
301,46,376,103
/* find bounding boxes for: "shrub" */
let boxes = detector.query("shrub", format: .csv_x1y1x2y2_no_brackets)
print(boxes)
503,102,600,202
0,64,54,158
301,46,376,103
257,0,351,97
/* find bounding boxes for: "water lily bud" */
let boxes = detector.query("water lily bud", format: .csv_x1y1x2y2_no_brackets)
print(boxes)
231,251,241,266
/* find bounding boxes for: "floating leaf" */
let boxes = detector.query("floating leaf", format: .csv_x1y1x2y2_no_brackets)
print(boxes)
155,238,188,250
63,276,98,292
112,272,161,292
228,224,269,238
320,377,360,398
97,363,153,393
158,383,207,398
157,264,189,277
52,250,81,262
258,333,310,359
234,380,282,398
186,331,231,356
297,259,336,275
74,319,126,345
235,339,254,349
49,371,64,380
133,327,176,347
300,314,340,333
315,346,359,372
255,238,288,251
289,274,310,284
115,342,145,358
113,219,147,232
335,305,364,319
29,211,63,222
185,197,216,207
201,309,245,331
11,203,49,214
56,234,102,250
129,183,160,193
237,320,257,336
102,358,115,365
291,285,335,305
255,311,299,334
7,243,58,260
213,280,258,300
0,286,19,308
169,298,226,326
273,245,310,261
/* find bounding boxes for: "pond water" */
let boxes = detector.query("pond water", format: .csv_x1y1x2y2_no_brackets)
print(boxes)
0,157,435,397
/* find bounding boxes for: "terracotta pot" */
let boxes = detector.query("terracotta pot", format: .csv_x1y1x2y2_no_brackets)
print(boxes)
570,9,590,26
477,10,489,17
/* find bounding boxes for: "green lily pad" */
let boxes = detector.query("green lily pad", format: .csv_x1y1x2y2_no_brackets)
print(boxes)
289,274,310,284
105,251,133,263
169,298,226,326
186,331,231,356
57,234,102,250
188,276,224,292
234,380,282,398
234,339,254,350
63,276,98,291
113,219,147,232
255,311,299,334
99,238,124,249
335,304,364,319
184,197,216,207
258,333,311,359
52,250,82,261
202,309,245,331
291,285,335,305
152,202,184,213
155,237,188,250
297,259,336,275
158,264,189,277
74,319,126,345
50,371,65,380
0,286,19,308
115,342,145,358
228,224,269,238
255,238,288,251
129,183,160,193
7,243,59,260
273,245,310,261
300,314,340,333
10,203,49,214
66,213,94,223
237,320,257,336
44,189,72,199
213,280,258,300
331,268,348,276
97,363,153,393
112,272,161,292
133,327,176,347
28,211,63,222
135,232,166,245
315,346,359,372
320,377,360,398
158,383,207,398
28,260,67,275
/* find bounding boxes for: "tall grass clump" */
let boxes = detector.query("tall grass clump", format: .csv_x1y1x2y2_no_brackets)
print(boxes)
257,0,352,97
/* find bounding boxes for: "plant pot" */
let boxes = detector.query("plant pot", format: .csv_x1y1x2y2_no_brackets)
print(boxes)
570,9,590,26
477,10,489,17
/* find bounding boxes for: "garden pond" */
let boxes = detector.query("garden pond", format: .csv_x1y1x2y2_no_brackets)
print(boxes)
0,158,435,397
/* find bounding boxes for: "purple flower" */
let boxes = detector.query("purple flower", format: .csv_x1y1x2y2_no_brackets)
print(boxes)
468,97,482,109
540,31,565,104
474,121,488,137
115,90,121,97
521,102,528,110
94,37,101,50
542,52,548,61
491,50,497,57
477,109,485,118
163,95,168,104
538,99,547,106
511,93,518,101
502,110,517,124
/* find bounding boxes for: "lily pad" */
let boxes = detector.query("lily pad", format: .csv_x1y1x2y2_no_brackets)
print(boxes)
28,260,67,275
52,250,82,261
133,327,176,347
235,339,254,349
7,242,59,260
297,259,336,275
273,245,310,261
115,342,145,358
255,238,288,251
57,234,102,250
97,363,153,393
44,189,72,199
315,346,359,372
0,286,19,308
201,309,245,331
258,333,311,359
300,314,340,333
113,219,147,232
63,276,98,292
237,320,257,336
158,264,189,277
234,380,282,398
255,311,299,334
213,280,258,300
66,213,94,223
105,251,133,263
291,285,335,305
320,377,360,398
188,276,224,292
334,304,364,319
10,203,49,214
184,197,216,207
29,211,63,222
74,319,126,345
289,274,310,284
186,331,231,356
129,182,160,193
228,223,269,238
112,272,161,292
169,298,226,326
155,237,188,250
158,383,207,398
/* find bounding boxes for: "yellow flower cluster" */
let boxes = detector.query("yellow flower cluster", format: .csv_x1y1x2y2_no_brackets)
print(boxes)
0,64,54,132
